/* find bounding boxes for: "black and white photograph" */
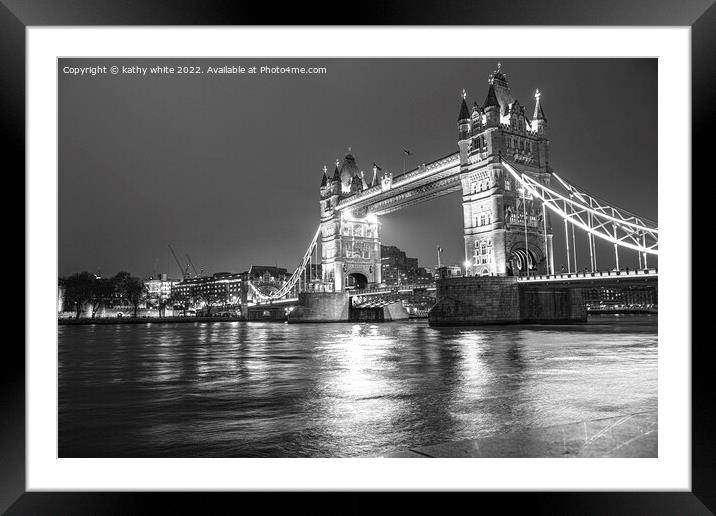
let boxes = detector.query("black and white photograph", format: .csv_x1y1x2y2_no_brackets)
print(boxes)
5,2,709,507
57,57,659,459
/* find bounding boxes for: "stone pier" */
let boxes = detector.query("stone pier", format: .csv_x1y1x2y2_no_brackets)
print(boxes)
288,292,351,323
349,301,410,322
288,293,411,323
428,276,586,326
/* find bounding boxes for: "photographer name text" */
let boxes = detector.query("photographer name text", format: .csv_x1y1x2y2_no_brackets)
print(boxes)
61,65,328,77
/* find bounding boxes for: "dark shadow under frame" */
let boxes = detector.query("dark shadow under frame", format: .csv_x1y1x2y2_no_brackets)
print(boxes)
4,0,712,512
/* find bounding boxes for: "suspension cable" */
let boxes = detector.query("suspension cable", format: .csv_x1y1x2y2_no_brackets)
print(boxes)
501,159,658,256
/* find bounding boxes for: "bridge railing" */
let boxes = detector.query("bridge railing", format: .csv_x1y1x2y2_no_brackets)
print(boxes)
516,268,658,282
350,283,436,295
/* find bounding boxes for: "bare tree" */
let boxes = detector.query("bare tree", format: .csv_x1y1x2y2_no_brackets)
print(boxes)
112,272,146,318
63,272,94,319
89,278,113,318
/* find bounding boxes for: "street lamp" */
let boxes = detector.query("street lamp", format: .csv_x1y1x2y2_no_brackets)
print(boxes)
463,260,472,277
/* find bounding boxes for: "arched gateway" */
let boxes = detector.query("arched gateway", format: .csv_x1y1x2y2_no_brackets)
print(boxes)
318,63,554,292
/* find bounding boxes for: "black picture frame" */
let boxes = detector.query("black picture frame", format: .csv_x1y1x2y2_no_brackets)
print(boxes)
5,0,711,512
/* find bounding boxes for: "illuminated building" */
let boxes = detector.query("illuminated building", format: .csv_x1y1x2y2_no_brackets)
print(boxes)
144,273,178,302
171,272,244,306
380,245,432,286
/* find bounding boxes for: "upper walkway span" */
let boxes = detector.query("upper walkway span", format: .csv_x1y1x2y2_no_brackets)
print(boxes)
335,152,460,216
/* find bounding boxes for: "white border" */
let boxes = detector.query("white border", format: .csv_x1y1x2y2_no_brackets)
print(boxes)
27,27,691,491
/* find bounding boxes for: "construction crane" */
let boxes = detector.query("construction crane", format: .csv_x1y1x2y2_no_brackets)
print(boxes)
186,254,200,278
168,245,189,280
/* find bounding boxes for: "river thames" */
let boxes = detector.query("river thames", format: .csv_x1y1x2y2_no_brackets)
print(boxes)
58,315,657,457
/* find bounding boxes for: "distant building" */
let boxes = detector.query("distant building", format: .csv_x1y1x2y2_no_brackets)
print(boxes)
58,279,65,313
244,265,294,301
436,265,463,279
170,265,294,308
245,265,289,283
144,273,179,303
171,272,244,306
380,244,432,286
582,285,657,310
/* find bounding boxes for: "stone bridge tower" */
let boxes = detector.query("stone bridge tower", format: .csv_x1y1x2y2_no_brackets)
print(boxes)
458,63,554,276
319,152,382,291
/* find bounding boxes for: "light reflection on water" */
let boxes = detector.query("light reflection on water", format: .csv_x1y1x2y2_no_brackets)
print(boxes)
58,315,657,457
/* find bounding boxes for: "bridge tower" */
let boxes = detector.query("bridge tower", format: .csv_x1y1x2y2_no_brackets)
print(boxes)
459,63,554,276
319,152,382,291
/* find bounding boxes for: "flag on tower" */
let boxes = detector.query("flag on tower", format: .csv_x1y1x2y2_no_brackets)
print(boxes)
403,149,412,156
437,246,443,253
373,162,382,171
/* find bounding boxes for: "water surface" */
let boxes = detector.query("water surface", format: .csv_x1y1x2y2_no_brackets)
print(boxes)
58,315,657,457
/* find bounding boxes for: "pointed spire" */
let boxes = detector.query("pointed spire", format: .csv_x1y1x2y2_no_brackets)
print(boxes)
533,89,546,120
332,160,341,182
457,90,470,121
483,83,499,109
320,165,328,187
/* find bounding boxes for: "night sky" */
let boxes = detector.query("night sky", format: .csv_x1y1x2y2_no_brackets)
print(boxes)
58,58,657,279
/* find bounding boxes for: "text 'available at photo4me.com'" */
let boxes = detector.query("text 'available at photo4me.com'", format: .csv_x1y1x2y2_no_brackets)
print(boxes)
61,63,329,78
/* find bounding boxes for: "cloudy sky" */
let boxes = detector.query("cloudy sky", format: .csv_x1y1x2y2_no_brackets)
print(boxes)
59,58,657,278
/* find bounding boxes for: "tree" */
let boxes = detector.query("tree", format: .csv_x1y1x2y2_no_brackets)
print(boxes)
126,278,146,318
157,297,168,318
63,272,94,319
112,272,146,318
88,278,114,318
171,290,193,316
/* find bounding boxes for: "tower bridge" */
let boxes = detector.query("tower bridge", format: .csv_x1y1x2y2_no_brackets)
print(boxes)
245,62,658,325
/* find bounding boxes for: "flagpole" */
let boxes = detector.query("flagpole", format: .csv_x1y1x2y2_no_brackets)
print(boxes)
437,246,441,268
402,149,411,174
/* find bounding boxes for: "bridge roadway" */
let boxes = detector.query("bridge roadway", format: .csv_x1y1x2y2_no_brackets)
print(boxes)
250,269,657,317
349,268,657,296
251,269,656,304
515,268,658,284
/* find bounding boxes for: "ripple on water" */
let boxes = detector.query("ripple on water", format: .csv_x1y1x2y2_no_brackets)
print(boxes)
58,316,657,457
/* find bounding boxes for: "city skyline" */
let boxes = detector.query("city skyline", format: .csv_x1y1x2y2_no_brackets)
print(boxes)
59,58,657,278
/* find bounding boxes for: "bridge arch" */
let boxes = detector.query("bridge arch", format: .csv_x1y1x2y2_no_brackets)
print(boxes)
347,272,369,290
508,247,538,275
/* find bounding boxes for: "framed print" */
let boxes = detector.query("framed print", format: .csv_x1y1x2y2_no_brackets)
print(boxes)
6,0,713,512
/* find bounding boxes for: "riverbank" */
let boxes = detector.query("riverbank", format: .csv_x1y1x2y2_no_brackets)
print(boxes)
587,308,658,315
386,410,657,458
58,315,244,325
59,311,656,325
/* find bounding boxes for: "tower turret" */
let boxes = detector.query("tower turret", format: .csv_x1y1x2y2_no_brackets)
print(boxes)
331,161,341,195
483,83,500,127
320,165,329,198
457,89,472,162
532,89,547,135
457,89,471,141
